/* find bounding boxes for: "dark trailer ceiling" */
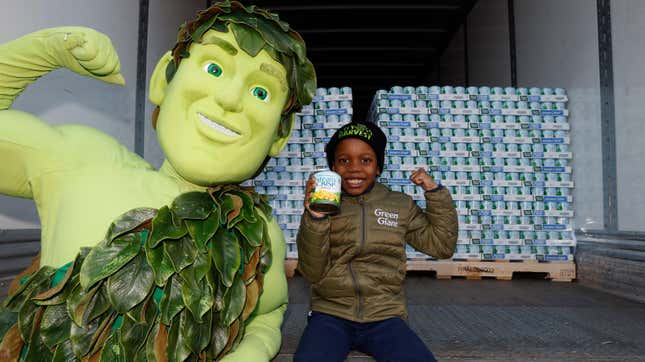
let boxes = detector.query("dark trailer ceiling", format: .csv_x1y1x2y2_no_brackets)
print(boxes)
246,0,477,121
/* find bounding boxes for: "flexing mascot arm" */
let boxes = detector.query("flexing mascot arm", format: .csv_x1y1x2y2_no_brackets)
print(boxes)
0,27,125,197
0,26,124,109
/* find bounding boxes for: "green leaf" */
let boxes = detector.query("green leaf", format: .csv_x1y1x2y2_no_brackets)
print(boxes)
84,287,111,326
231,316,246,352
148,206,188,248
185,211,219,249
52,340,78,362
205,268,224,312
221,272,245,327
80,234,142,290
191,15,216,41
225,194,244,228
230,190,256,223
234,217,263,247
87,312,118,358
180,264,213,323
165,57,177,82
260,243,273,274
132,343,149,362
70,313,101,358
205,316,228,360
3,266,54,311
105,208,156,245
210,228,241,288
218,194,236,225
18,297,42,342
167,313,192,362
160,275,184,325
170,191,215,221
106,253,155,314
33,256,80,304
193,251,210,282
180,306,211,355
253,16,292,54
118,320,149,359
257,195,273,220
40,304,71,349
66,282,100,327
126,292,157,324
100,330,127,362
164,236,198,273
0,308,17,339
211,20,228,33
23,310,53,361
145,238,175,287
145,321,163,362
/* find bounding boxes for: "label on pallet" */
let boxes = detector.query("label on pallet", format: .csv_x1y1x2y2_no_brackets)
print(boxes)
312,94,353,102
289,136,314,144
272,207,303,215
524,122,570,130
296,108,314,116
315,108,353,116
302,121,348,129
270,193,305,201
278,222,300,230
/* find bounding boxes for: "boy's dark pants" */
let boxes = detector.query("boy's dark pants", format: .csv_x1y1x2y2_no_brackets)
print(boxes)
294,311,437,362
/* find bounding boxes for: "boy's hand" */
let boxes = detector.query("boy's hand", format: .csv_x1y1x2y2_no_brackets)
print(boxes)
304,174,326,219
410,168,440,191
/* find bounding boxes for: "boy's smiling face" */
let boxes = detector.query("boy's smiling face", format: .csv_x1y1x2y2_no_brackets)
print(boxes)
332,138,380,196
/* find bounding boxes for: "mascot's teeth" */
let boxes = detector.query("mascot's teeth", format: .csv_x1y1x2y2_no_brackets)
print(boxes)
198,113,240,137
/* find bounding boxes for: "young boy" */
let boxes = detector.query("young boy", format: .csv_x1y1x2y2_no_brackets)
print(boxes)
295,121,458,362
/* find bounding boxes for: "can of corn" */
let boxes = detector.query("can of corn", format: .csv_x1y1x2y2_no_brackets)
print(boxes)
310,170,342,214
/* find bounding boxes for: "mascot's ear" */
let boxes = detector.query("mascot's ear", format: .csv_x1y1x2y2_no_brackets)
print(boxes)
149,51,173,105
268,113,295,157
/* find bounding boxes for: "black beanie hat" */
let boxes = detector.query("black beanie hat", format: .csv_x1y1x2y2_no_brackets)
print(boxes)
325,121,387,172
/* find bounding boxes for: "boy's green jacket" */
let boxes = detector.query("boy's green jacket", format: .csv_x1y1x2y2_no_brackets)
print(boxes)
296,182,459,323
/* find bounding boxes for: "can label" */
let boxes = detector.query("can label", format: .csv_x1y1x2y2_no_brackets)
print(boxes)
310,171,342,214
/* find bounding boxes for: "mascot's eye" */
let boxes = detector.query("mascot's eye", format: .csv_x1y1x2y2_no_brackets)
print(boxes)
251,86,270,102
204,63,223,77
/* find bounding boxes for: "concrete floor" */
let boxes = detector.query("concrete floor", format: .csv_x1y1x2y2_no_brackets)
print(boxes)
277,272,645,361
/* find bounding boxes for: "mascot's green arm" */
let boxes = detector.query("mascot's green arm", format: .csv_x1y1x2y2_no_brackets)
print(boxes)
223,215,289,361
0,26,124,110
0,27,127,198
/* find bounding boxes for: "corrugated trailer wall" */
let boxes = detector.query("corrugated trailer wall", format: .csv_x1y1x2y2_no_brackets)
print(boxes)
440,0,645,302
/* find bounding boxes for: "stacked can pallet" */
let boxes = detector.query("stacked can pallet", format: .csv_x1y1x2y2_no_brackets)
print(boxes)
249,87,353,258
368,85,575,264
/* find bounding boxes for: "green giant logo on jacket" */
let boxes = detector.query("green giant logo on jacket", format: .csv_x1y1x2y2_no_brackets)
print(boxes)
374,208,399,227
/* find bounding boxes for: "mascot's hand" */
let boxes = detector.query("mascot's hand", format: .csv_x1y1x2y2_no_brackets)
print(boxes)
33,26,125,85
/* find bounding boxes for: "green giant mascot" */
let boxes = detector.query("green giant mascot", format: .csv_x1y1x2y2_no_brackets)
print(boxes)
0,1,315,360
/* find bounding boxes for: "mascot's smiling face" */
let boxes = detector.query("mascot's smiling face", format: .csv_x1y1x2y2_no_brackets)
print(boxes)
150,27,291,186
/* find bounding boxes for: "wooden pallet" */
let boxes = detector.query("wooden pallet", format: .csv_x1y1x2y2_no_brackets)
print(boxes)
406,259,576,282
285,258,576,282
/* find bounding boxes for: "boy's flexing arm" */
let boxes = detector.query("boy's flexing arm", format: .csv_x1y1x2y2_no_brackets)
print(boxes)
407,168,459,258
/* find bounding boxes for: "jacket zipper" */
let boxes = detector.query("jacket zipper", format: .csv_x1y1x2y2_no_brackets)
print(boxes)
349,197,366,320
